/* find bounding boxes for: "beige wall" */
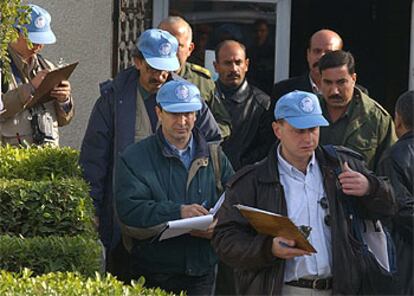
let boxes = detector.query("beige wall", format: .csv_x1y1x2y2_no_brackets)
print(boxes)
27,1,113,149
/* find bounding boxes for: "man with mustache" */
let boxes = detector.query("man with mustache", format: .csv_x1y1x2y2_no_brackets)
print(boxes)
1,4,74,146
79,28,221,281
213,39,273,295
272,29,343,102
213,40,273,171
318,50,396,172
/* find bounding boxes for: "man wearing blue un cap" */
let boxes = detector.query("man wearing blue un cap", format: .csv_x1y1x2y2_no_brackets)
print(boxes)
114,80,234,295
80,28,221,280
2,4,74,146
212,91,395,295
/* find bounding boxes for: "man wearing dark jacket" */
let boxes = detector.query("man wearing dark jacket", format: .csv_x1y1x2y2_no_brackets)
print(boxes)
378,90,414,295
115,80,233,295
272,29,343,101
213,90,395,295
213,40,273,170
79,29,221,279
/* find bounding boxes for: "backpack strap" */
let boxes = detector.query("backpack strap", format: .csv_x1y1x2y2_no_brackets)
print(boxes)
208,142,223,194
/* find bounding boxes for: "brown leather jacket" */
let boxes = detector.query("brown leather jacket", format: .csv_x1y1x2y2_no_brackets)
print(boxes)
212,144,395,295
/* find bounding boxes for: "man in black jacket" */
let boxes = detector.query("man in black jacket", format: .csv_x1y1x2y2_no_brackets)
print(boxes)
213,40,273,171
378,90,414,295
213,90,395,295
272,29,343,101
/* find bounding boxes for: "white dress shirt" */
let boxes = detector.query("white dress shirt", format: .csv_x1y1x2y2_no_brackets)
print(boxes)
277,146,332,282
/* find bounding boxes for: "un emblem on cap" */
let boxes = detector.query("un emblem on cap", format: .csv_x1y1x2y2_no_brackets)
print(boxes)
159,42,172,57
175,84,190,102
299,97,315,113
34,16,46,29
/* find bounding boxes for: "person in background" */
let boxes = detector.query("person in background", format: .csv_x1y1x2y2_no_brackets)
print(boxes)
247,19,274,95
159,16,232,139
1,4,74,146
213,40,272,171
378,90,414,295
318,50,396,172
272,29,343,101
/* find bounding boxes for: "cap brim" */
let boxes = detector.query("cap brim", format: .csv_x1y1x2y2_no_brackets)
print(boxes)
160,102,202,113
285,115,329,129
28,31,56,44
144,55,180,72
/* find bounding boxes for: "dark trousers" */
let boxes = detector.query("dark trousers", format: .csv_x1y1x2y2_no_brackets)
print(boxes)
106,241,134,283
133,269,215,296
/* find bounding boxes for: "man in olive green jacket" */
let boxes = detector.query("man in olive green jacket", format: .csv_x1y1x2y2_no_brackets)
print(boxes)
318,50,396,172
159,16,232,139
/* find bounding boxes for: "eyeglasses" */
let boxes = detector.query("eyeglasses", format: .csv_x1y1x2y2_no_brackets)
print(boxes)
319,196,331,227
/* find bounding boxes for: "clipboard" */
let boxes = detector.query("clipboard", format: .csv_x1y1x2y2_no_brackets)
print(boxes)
28,61,78,108
235,204,317,253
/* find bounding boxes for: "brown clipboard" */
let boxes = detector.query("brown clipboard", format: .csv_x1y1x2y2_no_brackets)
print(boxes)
28,61,78,108
235,204,317,253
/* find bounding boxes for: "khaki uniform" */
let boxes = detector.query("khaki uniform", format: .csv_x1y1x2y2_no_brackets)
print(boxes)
0,46,74,146
320,88,397,172
179,62,231,139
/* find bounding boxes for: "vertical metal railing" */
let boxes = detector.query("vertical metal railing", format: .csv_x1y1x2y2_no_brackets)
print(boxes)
112,0,152,77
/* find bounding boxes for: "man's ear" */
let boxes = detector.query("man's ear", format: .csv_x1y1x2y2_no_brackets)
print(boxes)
188,42,195,55
133,57,143,70
155,105,162,122
245,58,250,72
272,121,282,140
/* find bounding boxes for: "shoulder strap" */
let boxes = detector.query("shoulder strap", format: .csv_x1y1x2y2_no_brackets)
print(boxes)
208,142,223,194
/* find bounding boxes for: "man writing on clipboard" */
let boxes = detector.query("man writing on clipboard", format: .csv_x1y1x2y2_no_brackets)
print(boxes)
0,4,73,146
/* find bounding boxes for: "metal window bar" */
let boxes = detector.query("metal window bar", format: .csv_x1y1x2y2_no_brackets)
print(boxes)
112,0,152,77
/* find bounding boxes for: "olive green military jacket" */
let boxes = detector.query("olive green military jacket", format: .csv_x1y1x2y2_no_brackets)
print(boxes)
179,62,232,139
320,88,397,172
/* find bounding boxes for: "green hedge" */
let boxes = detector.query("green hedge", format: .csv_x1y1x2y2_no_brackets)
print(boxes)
0,235,102,277
0,178,94,237
0,145,82,180
0,269,180,296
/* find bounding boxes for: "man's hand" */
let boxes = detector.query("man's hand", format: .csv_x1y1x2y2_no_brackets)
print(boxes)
181,203,209,218
271,237,311,259
50,80,71,102
30,69,49,89
338,161,370,196
190,219,217,239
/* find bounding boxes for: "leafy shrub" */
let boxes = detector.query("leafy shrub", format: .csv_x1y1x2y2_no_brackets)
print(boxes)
0,145,82,180
0,269,180,296
0,235,102,276
0,178,94,237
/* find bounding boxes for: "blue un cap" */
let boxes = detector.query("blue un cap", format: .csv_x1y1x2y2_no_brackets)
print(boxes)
274,90,329,129
137,29,180,72
156,80,202,113
21,4,56,44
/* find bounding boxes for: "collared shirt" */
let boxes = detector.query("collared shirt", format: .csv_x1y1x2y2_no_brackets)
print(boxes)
277,146,332,282
164,133,196,170
309,74,321,95
319,98,355,146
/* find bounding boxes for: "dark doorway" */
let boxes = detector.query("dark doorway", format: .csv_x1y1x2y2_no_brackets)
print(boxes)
290,0,411,114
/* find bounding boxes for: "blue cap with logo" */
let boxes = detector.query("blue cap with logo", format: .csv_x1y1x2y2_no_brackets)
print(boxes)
156,80,202,113
22,4,56,44
274,90,329,129
137,29,180,72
